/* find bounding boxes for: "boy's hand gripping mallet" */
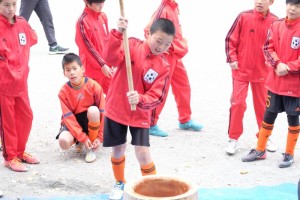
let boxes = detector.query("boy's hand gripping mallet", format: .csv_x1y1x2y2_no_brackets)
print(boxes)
119,0,136,111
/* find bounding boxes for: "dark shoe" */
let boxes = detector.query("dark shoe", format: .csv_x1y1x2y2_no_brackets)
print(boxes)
49,45,69,55
242,149,266,162
279,153,294,168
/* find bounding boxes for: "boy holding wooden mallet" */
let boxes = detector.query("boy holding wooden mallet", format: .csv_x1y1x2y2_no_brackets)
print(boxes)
103,16,181,199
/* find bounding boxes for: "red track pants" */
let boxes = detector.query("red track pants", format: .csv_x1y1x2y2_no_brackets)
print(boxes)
151,59,192,125
0,94,33,161
228,79,267,140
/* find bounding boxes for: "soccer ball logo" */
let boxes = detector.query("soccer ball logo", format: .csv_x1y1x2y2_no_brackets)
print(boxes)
19,33,27,46
291,37,300,49
144,69,158,84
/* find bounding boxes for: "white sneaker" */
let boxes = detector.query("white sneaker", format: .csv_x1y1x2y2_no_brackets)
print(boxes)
109,181,125,200
85,149,97,163
267,138,277,152
0,190,3,197
225,139,238,155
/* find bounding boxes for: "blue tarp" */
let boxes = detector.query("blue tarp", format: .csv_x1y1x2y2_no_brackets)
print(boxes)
198,183,297,200
22,183,297,200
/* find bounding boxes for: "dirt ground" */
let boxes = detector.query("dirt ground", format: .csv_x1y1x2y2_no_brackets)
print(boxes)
0,0,299,199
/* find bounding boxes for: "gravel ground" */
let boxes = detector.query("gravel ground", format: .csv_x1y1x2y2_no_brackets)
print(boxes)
0,0,299,199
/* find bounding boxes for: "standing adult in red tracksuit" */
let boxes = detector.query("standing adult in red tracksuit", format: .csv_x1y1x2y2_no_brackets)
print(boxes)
225,0,278,155
75,0,113,95
0,0,39,172
144,0,203,137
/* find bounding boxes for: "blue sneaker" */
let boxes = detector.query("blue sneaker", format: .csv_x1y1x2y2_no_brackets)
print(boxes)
179,120,203,131
149,125,168,137
109,181,125,200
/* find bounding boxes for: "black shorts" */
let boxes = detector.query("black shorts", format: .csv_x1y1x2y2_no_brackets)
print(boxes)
103,116,150,147
56,111,88,140
266,90,300,116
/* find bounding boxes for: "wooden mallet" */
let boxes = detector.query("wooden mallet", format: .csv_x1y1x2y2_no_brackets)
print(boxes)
119,0,136,111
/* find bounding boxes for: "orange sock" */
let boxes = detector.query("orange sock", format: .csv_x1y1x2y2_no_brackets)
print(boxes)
88,121,100,142
256,121,274,151
140,161,156,176
285,126,300,156
111,155,126,183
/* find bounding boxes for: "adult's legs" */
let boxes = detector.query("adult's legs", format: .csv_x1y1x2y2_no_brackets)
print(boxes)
34,0,57,46
19,0,39,21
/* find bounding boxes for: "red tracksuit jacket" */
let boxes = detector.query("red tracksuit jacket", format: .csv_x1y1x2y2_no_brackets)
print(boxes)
58,77,105,142
75,7,108,82
103,30,171,128
144,0,188,58
225,9,278,82
263,17,300,97
0,15,37,96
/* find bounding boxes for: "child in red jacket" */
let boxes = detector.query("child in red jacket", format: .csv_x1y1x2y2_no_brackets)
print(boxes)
57,53,105,163
225,0,278,155
242,0,300,168
0,0,39,172
103,18,177,200
144,0,203,137
75,0,114,95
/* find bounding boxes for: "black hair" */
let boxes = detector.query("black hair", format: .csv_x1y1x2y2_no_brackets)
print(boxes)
86,0,105,4
150,18,176,36
62,53,82,69
286,0,300,4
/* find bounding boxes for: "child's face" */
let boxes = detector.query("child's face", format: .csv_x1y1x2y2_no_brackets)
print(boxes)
63,61,85,85
286,3,300,20
254,0,273,14
0,0,16,22
87,2,104,13
147,30,174,55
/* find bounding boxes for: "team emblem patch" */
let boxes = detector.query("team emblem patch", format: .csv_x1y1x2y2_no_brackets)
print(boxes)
144,69,158,84
19,33,26,46
291,37,300,49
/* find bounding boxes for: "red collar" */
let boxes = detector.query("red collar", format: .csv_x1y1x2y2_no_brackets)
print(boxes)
84,7,101,18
